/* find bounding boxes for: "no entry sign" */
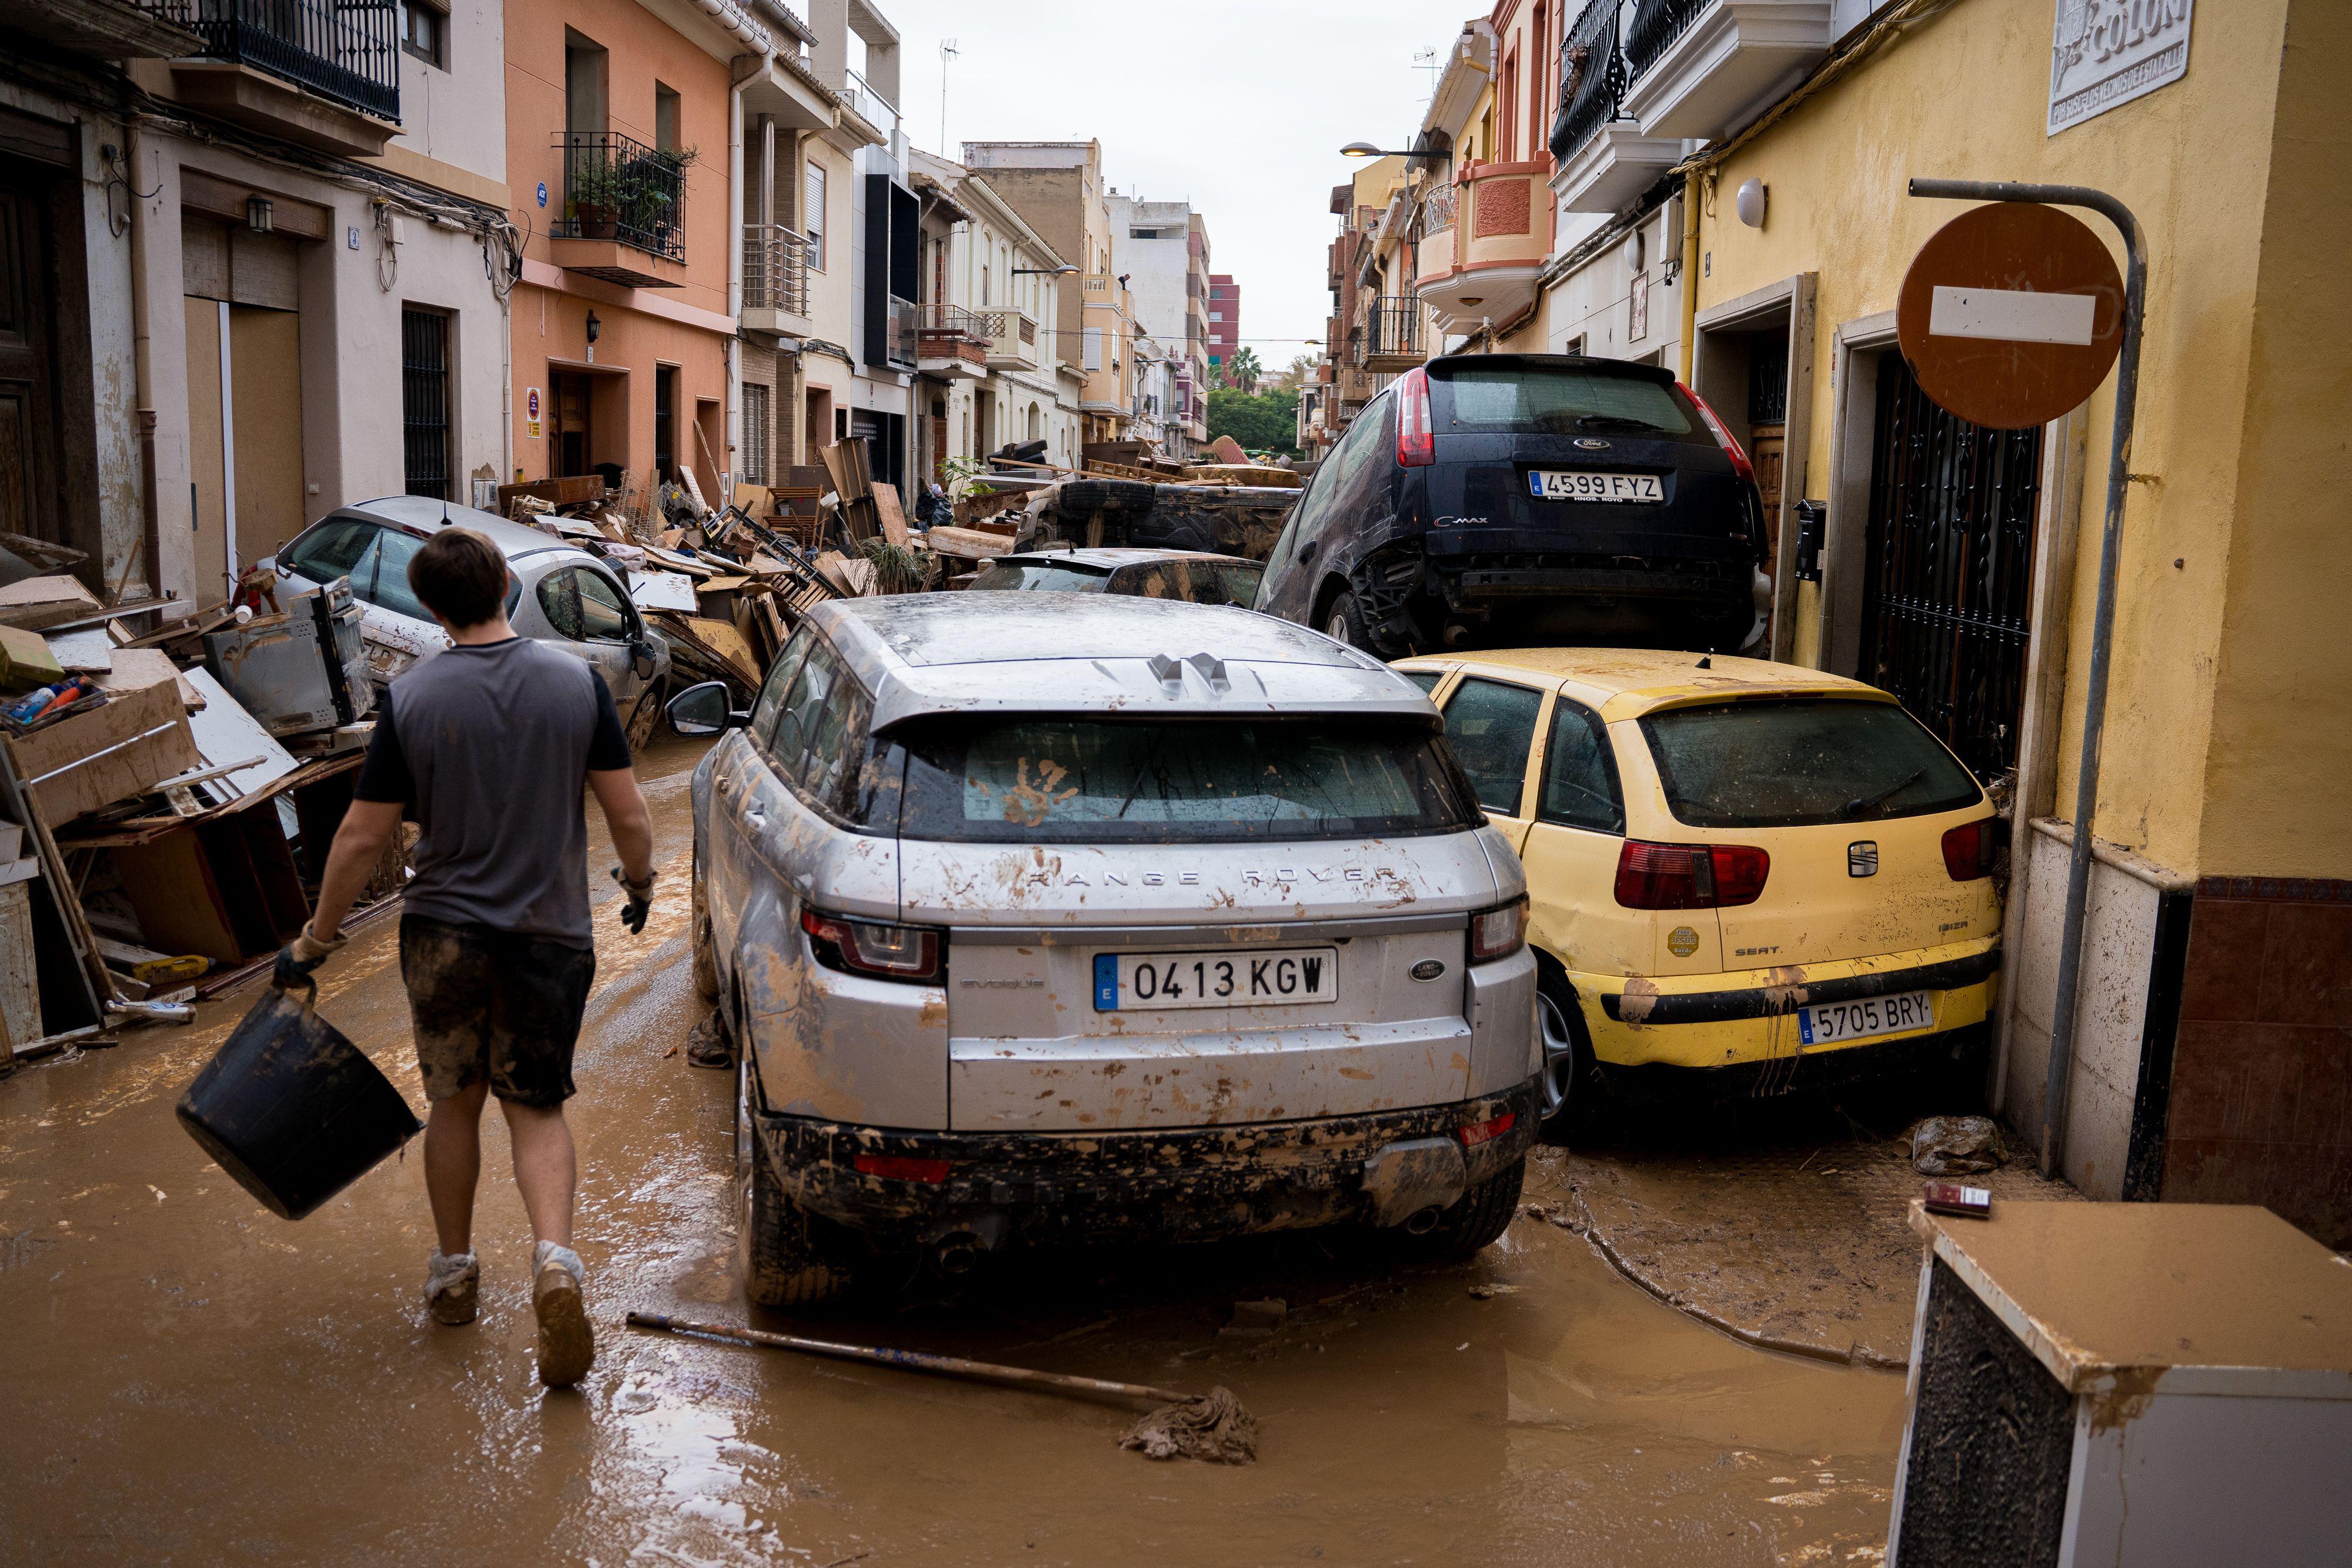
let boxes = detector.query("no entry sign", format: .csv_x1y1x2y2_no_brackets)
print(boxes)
1896,202,2125,430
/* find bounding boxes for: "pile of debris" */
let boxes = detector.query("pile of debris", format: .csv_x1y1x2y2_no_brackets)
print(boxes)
0,546,390,1070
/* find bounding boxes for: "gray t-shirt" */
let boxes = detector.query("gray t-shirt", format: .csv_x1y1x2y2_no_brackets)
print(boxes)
355,637,631,947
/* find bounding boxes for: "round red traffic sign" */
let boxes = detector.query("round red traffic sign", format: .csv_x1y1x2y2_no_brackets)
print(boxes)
1896,203,2125,430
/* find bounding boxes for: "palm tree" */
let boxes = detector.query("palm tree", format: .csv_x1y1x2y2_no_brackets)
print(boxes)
1226,346,1263,393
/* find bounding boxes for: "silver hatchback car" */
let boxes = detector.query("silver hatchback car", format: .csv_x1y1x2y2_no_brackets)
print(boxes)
671,594,1539,1308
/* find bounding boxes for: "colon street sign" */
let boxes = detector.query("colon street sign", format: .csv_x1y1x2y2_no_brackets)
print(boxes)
2048,0,2194,136
1896,202,2126,430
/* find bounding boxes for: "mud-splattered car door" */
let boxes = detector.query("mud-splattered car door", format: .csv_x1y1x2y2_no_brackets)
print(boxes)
704,629,814,967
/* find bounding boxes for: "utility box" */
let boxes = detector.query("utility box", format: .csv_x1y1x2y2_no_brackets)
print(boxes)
1889,1201,2352,1568
201,577,373,737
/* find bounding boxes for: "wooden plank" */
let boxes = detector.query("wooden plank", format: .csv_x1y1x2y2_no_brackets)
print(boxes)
872,482,911,547
0,881,38,1057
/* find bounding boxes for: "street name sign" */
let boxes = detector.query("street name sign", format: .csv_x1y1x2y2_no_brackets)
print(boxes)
1896,202,2125,430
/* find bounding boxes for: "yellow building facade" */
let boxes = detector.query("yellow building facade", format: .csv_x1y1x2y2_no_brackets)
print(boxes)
1680,0,2348,1240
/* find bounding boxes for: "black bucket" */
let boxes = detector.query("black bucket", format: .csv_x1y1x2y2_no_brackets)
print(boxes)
176,978,423,1221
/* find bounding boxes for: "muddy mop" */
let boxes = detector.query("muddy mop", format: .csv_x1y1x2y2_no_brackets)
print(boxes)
627,1312,1259,1464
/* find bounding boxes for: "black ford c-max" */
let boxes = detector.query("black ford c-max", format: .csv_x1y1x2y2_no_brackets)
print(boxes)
1254,354,1767,657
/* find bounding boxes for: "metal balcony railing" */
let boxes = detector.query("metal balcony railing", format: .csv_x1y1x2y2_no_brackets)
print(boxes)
189,0,400,122
917,303,987,337
843,68,898,139
1421,182,1457,234
554,132,689,262
741,223,810,315
1365,297,1425,362
1552,0,1631,161
1626,0,1709,78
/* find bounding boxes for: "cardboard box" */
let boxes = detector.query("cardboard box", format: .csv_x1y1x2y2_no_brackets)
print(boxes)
0,624,63,691
9,678,201,825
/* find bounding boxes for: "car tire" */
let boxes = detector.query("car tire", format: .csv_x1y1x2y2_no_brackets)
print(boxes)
1537,972,1605,1142
1322,590,1371,648
690,847,720,1005
626,687,662,754
1389,1155,1526,1262
740,1056,856,1311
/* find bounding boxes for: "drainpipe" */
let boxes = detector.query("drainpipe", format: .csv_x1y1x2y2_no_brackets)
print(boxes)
1676,169,1700,383
1907,179,2147,1181
125,125,161,600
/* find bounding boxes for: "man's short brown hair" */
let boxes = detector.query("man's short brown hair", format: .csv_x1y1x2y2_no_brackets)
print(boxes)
408,527,509,628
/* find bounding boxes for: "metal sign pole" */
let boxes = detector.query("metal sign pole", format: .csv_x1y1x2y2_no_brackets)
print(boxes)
1907,178,2146,1178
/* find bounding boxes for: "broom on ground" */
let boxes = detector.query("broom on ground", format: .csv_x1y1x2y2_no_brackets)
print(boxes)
625,1311,1258,1464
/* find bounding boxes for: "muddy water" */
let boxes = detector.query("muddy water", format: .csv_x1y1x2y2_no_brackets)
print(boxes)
0,735,1906,1566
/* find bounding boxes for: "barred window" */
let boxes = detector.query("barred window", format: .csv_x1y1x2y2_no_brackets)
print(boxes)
741,382,771,484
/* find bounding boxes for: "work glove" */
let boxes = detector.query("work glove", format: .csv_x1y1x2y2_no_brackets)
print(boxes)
273,925,348,991
612,867,656,935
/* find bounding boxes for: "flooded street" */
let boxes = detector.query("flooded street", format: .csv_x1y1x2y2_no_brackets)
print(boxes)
0,737,1906,1567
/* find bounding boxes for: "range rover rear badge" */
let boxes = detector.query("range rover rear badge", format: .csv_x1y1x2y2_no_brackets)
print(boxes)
1573,437,1611,450
1410,959,1446,981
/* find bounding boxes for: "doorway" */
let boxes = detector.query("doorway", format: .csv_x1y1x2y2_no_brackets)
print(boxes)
0,170,60,544
552,372,593,477
183,217,306,603
1857,355,2042,781
1746,327,1789,586
653,365,678,483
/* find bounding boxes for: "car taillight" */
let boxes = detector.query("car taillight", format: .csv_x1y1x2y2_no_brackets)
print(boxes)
1458,1111,1515,1147
801,908,945,982
1396,366,1435,467
1942,819,1997,881
1680,382,1757,486
854,1154,954,1183
1468,896,1528,962
1612,840,1770,910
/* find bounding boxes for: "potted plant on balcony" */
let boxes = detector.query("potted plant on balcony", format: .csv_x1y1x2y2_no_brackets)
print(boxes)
616,145,697,255
570,158,623,240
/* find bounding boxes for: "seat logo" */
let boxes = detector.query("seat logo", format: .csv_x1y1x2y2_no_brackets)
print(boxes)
1573,437,1611,450
1849,841,1879,877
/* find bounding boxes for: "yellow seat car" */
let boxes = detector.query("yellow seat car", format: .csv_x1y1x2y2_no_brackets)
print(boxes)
1395,649,2003,1125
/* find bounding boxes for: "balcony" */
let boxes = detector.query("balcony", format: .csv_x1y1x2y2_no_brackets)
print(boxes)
916,304,990,377
740,223,811,332
841,68,900,149
1620,0,1836,142
550,132,689,287
1414,162,1548,333
1362,296,1427,372
16,0,203,61
173,0,399,156
981,307,1040,372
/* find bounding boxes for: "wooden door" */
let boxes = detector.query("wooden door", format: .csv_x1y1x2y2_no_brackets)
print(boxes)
553,373,591,477
1749,423,1786,582
0,178,58,543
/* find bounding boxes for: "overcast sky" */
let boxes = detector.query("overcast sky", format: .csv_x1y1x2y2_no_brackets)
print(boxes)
873,0,1461,373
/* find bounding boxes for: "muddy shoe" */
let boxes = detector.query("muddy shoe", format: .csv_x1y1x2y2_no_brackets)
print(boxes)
532,1241,594,1389
425,1251,479,1326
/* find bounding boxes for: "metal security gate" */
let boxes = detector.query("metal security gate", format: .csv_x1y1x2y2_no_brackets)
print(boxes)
1858,355,2042,781
401,307,450,500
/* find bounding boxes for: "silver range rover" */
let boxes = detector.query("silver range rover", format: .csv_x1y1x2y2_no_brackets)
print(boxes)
669,594,1539,1308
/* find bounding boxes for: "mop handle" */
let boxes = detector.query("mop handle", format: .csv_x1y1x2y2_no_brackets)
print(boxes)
625,1310,1197,1407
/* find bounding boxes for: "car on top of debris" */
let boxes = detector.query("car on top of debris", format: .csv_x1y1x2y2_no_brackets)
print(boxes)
964,547,1264,607
1396,648,2003,1131
1252,354,1769,657
265,496,671,741
670,593,1540,1305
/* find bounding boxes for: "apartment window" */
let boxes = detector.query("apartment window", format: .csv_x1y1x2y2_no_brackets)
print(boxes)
654,83,681,153
1210,312,1224,322
741,383,771,484
399,1,446,69
805,162,827,271
1083,327,1102,372
401,307,451,500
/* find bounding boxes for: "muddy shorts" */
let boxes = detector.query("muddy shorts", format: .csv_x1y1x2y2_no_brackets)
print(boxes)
400,915,596,1108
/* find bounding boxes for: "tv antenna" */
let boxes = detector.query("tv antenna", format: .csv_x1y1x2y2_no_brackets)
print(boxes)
938,38,958,152
1414,45,1441,102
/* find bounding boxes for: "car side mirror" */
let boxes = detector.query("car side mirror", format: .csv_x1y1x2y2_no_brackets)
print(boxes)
666,680,746,737
629,636,658,681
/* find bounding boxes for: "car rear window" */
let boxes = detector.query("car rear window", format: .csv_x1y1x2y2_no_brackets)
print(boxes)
967,561,1113,592
1639,699,1983,829
896,717,1482,844
1433,365,1702,441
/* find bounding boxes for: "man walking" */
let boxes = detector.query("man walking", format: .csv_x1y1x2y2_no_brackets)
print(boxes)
280,526,656,1389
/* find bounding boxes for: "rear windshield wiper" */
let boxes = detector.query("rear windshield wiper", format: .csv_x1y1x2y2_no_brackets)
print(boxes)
1576,414,1673,434
1843,769,1925,820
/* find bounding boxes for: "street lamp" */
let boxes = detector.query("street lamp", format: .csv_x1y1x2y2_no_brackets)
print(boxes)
1339,141,1451,170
